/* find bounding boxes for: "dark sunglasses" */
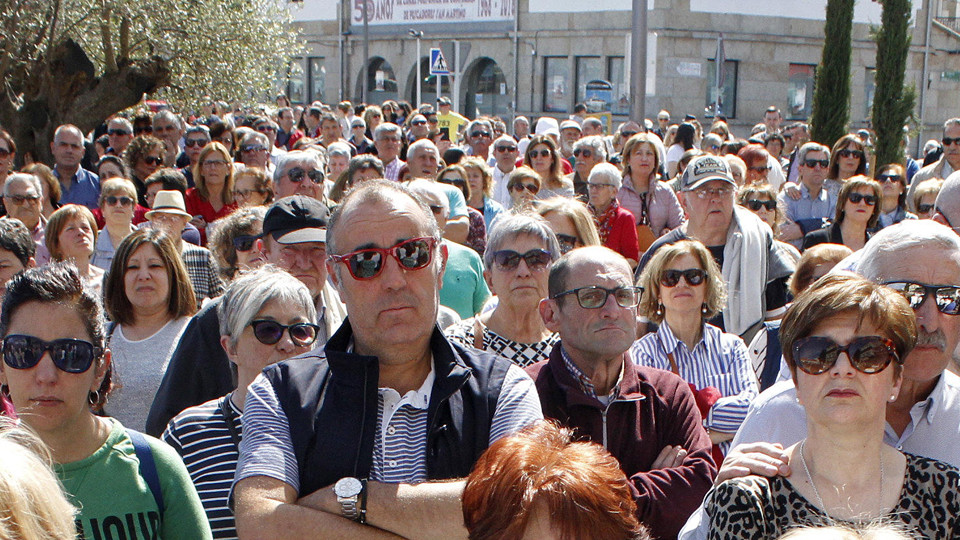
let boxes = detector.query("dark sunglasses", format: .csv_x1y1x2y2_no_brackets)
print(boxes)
792,335,897,375
621,131,638,139
749,166,771,173
555,233,579,254
143,156,163,166
471,131,492,138
660,268,707,288
803,159,829,169
492,249,552,271
917,203,935,214
837,149,864,159
884,282,960,315
329,237,436,280
744,199,777,212
257,125,278,133
105,195,134,207
877,174,902,184
427,117,438,123
107,129,131,136
233,234,260,252
439,177,466,188
250,320,320,347
573,149,593,158
0,148,11,158
184,138,210,148
529,149,552,159
2,335,102,374
241,145,266,153
411,120,427,126
847,192,877,205
286,167,324,184
552,285,643,309
783,134,793,140
496,145,518,153
942,137,960,146
510,183,538,193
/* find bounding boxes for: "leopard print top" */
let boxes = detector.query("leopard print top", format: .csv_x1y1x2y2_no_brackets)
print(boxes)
705,453,960,539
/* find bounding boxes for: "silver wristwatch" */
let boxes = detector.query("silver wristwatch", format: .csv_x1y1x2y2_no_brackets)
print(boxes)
334,477,364,521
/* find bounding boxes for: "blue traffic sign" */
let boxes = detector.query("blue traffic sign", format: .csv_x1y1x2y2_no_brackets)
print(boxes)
430,48,450,76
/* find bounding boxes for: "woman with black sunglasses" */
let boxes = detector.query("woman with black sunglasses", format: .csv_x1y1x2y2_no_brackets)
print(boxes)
163,265,317,540
632,240,758,459
738,185,801,263
122,135,166,206
446,213,562,367
0,263,212,539
208,206,266,282
827,133,868,184
524,135,573,199
705,274,960,538
875,164,918,229
802,176,882,252
92,178,140,270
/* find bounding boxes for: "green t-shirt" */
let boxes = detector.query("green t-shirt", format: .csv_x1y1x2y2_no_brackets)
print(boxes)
439,239,491,319
56,418,213,540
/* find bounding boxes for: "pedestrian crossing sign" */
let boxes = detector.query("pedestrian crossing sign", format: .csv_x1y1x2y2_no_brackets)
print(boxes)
430,48,450,76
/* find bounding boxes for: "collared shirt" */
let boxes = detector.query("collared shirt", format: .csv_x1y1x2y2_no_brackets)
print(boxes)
559,345,624,405
730,370,960,468
630,322,758,441
778,181,837,248
54,166,101,209
492,164,515,208
383,157,404,182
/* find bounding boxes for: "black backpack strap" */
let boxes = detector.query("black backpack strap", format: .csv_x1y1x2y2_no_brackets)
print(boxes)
126,429,165,515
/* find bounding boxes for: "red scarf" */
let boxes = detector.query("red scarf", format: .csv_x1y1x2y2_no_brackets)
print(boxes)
591,200,620,245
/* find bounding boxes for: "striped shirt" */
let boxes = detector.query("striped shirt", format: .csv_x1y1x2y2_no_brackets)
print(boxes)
163,396,242,540
235,357,542,492
629,321,758,449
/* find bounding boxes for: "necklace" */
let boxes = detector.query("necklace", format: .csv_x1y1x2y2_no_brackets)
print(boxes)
799,439,884,516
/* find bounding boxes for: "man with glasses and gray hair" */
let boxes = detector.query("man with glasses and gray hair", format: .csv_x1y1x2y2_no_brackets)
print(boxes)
463,119,494,161
567,135,607,200
2,173,49,265
777,142,836,249
909,118,960,211
527,245,715,540
374,123,404,181
232,180,541,539
274,150,326,202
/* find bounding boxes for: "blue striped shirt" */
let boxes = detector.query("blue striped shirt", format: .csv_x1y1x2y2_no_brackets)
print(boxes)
234,360,542,491
629,322,758,445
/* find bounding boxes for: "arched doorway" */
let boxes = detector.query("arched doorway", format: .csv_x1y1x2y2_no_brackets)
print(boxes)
356,57,398,104
462,58,508,118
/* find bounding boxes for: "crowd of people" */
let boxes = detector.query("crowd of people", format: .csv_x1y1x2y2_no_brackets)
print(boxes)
0,94,959,540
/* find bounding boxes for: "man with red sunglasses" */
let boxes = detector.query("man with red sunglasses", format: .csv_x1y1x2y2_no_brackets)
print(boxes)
233,180,541,539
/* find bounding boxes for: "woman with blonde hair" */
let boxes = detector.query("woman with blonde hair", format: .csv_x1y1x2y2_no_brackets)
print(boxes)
536,196,601,255
459,156,505,230
618,133,684,250
186,141,237,244
0,420,78,540
45,204,104,296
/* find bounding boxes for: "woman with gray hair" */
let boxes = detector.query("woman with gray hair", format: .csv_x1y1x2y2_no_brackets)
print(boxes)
588,162,640,267
445,213,561,367
163,265,319,540
325,141,353,185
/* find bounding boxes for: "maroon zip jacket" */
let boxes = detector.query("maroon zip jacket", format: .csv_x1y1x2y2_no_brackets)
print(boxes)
526,344,717,540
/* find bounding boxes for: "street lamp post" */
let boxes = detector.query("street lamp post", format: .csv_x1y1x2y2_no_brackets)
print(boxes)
409,29,424,107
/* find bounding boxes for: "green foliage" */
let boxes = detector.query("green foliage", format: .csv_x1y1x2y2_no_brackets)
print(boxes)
0,0,303,111
810,0,854,147
871,0,916,168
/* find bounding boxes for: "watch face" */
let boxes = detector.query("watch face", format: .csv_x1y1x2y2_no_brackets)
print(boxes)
335,477,363,498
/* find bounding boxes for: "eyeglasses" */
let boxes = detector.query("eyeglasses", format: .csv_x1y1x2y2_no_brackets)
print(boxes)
107,129,131,136
411,120,427,126
439,177,466,188
496,145,517,153
529,149,552,159
877,174,902,183
744,199,777,211
202,159,228,167
803,159,829,169
249,320,320,347
2,335,102,374
694,187,733,199
847,192,877,206
4,194,40,205
184,138,210,148
837,149,864,159
917,203,935,214
509,183,538,194
555,233,579,254
941,136,960,146
256,125,278,133
105,195,134,207
241,145,266,153
329,237,436,280
621,131,638,139
491,249,552,271
783,134,793,140
551,285,643,309
427,117,438,123
587,182,615,190
884,282,960,315
792,335,897,375
471,131,492,138
660,268,707,287
573,149,593,158
143,156,163,166
0,148,11,158
286,167,324,184
234,188,262,200
232,234,260,252
749,166,771,173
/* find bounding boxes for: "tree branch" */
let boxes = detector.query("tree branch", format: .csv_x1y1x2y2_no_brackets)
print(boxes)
100,1,116,73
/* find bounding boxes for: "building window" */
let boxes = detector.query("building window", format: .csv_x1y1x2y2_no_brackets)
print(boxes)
575,56,603,105
310,57,326,103
608,56,629,115
543,56,570,113
788,64,816,120
287,59,305,104
705,59,738,119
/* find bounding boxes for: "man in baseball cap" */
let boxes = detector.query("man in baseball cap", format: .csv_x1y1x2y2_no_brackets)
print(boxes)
637,154,795,339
